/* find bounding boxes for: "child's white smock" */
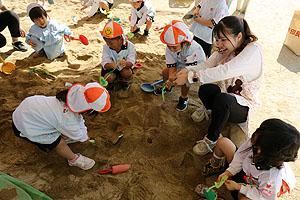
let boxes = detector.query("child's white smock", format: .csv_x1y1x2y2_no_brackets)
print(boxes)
130,0,155,27
85,0,113,18
227,139,296,199
12,95,88,144
26,20,72,60
101,40,136,69
187,42,264,135
190,0,228,44
165,40,206,70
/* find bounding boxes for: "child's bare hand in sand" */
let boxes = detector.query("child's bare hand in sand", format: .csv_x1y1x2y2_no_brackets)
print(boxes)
27,39,37,47
82,16,89,21
80,5,87,11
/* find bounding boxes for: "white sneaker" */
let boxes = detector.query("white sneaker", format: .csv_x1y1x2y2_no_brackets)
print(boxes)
191,105,211,123
68,154,95,170
193,136,217,156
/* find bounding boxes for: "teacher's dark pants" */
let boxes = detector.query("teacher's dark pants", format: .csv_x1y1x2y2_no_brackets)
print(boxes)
199,84,249,142
0,10,21,48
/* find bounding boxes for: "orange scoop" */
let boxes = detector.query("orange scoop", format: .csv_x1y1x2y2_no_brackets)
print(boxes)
99,164,131,174
0,56,15,74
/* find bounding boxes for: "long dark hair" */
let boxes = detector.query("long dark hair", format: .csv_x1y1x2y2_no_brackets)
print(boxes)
56,89,98,117
213,16,257,55
249,119,300,170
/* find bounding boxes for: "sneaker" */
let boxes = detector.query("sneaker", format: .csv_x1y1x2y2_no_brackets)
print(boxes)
121,81,130,90
143,29,150,36
68,154,95,170
176,96,189,111
191,105,211,122
153,86,173,95
202,158,225,177
193,136,217,156
12,41,27,51
132,27,140,34
106,11,112,19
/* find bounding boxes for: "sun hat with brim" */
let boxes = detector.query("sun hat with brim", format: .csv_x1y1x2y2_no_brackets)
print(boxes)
27,3,43,16
100,20,127,45
66,82,111,113
160,20,192,46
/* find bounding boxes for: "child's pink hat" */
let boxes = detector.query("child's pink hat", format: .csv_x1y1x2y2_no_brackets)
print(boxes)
160,20,192,46
26,3,43,16
100,20,127,45
66,82,111,113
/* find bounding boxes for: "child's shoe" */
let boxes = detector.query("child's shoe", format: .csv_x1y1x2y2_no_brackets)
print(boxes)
154,86,173,95
143,29,150,37
106,11,112,19
121,80,130,90
68,153,95,170
176,96,189,111
193,136,217,156
191,105,211,122
202,158,225,177
12,41,27,51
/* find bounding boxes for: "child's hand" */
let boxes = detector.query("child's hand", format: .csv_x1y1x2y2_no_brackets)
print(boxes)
130,26,137,33
80,6,87,11
224,180,241,191
19,27,26,37
27,40,37,47
166,79,174,89
118,59,127,68
82,16,89,21
217,171,233,182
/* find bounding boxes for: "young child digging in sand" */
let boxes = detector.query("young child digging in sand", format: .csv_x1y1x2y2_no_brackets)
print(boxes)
81,0,113,20
26,3,72,60
100,20,136,91
128,0,155,37
12,82,111,170
195,119,299,200
154,20,206,111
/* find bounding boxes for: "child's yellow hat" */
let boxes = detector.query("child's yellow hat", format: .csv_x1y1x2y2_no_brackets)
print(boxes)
160,20,192,46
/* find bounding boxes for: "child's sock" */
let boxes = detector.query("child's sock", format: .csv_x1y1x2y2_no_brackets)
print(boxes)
69,154,78,163
211,152,223,167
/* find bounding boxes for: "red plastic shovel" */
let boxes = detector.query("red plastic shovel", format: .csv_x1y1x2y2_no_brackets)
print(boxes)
99,164,131,174
64,35,89,45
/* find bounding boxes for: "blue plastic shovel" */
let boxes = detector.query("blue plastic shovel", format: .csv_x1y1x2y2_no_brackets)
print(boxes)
140,79,163,93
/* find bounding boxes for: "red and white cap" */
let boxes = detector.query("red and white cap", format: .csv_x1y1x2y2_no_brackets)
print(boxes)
27,3,43,16
66,82,111,113
129,0,142,2
160,20,192,46
100,20,126,45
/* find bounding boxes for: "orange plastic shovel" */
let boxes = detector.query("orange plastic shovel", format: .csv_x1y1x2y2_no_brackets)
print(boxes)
64,35,89,45
0,55,15,74
99,164,131,174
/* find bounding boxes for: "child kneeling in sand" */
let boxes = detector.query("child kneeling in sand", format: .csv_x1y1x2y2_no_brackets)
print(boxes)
26,3,72,60
129,0,155,37
12,82,111,170
81,0,113,20
154,20,206,111
195,119,299,200
100,20,136,90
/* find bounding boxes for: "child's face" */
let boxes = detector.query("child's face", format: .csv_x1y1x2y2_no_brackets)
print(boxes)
130,1,143,9
215,32,242,56
167,44,182,53
33,15,48,28
104,37,123,52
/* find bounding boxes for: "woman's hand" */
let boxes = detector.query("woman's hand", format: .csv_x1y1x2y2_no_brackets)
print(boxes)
217,170,233,182
27,39,37,47
173,69,188,86
19,27,26,37
224,180,241,191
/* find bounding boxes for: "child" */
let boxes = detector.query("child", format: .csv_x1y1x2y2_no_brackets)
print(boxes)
100,20,136,90
129,0,155,37
25,3,72,60
154,20,206,111
197,119,300,200
81,0,113,20
190,0,229,57
12,82,111,170
174,16,263,154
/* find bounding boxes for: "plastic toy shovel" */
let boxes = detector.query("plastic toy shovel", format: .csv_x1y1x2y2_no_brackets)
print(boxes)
183,14,197,19
140,79,163,93
0,55,15,74
64,35,89,45
203,175,228,200
99,164,131,175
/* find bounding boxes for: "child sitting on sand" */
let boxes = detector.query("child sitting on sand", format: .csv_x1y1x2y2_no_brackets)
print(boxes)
12,82,111,170
195,119,299,200
81,0,113,20
100,20,136,90
26,3,72,60
154,20,206,111
129,0,155,37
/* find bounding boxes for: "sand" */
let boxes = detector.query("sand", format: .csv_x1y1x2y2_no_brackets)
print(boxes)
0,0,300,199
